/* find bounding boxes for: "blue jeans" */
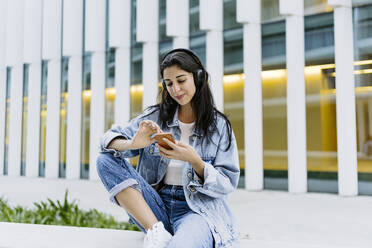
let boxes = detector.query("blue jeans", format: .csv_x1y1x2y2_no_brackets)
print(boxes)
96,153,214,248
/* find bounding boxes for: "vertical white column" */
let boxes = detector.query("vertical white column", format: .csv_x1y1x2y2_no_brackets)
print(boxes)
63,0,83,179
200,0,224,112
137,0,159,110
237,0,264,191
0,69,5,176
25,64,41,177
24,0,42,177
6,0,25,176
166,0,189,49
280,0,307,193
0,0,8,176
43,0,63,178
85,0,106,180
328,0,358,196
109,0,131,126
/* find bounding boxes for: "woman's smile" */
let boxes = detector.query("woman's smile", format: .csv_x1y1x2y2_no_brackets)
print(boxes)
176,94,185,100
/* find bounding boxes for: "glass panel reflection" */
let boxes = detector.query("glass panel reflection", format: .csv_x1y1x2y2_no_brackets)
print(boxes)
59,57,69,178
39,60,48,177
81,53,91,179
21,64,29,176
3,67,11,175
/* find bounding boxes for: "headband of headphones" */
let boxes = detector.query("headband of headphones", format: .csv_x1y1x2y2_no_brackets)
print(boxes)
161,48,204,69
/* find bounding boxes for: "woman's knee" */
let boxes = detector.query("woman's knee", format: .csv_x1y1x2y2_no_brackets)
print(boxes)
96,152,119,174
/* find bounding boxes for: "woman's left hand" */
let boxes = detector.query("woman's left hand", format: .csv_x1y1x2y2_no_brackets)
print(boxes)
157,138,199,164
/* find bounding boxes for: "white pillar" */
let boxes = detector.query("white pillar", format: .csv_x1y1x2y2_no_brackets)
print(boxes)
42,0,62,178
0,68,5,176
328,0,358,196
114,48,131,125
6,0,25,176
237,0,264,191
7,66,24,176
25,63,42,177
44,60,62,178
23,0,42,178
63,0,84,179
166,0,189,49
137,0,159,110
200,0,224,112
109,0,131,125
280,0,307,193
0,0,8,176
85,0,106,180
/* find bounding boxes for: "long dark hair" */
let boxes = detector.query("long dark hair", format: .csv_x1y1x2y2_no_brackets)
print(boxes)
150,49,233,150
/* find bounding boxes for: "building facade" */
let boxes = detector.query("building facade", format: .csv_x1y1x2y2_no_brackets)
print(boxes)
0,0,372,196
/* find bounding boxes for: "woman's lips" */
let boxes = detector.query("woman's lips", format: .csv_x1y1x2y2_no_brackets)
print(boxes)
176,94,185,100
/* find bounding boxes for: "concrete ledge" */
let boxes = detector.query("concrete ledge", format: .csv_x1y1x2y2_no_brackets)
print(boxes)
0,222,351,248
1,176,372,247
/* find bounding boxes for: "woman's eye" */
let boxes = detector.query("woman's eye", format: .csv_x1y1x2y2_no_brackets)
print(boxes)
167,83,172,87
178,80,185,83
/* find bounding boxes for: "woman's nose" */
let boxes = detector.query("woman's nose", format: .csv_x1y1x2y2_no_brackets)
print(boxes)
173,83,181,92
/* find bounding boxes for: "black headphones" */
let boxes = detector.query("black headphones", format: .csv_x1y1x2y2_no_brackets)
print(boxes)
161,48,206,90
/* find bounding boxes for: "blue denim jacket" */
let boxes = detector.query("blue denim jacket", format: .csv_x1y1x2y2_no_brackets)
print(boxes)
100,107,240,248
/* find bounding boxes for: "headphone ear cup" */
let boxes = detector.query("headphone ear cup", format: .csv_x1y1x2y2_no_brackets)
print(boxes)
196,69,205,87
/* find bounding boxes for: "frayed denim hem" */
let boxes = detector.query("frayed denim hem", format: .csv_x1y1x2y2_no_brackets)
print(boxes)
109,178,141,206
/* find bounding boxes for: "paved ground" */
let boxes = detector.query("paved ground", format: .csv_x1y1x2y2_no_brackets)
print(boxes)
0,176,372,248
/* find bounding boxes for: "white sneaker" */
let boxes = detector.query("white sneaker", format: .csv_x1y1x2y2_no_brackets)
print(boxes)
143,222,172,248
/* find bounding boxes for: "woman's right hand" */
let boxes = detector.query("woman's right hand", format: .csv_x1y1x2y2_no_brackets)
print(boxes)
129,120,162,149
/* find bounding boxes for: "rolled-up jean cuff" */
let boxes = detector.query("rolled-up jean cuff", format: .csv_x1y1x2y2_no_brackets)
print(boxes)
109,178,141,206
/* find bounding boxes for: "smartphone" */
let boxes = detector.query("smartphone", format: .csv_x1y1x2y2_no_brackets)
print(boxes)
154,133,175,150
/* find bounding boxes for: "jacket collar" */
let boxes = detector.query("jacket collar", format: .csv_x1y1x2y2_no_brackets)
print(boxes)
166,106,203,137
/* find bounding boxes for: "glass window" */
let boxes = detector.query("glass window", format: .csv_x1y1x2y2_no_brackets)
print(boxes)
105,48,115,131
21,64,29,176
353,3,372,195
59,57,69,178
159,0,171,43
223,0,241,30
3,67,11,175
190,0,204,36
39,60,48,177
189,1,206,66
81,53,91,179
262,0,281,23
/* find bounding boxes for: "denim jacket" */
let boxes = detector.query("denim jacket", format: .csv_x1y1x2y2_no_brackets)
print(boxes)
99,106,240,248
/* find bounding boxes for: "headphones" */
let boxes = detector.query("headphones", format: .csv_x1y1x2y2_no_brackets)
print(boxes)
161,48,206,90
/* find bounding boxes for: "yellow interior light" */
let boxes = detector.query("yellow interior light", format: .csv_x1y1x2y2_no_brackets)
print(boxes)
261,69,286,80
130,84,144,94
82,90,92,100
354,60,372,66
223,74,245,85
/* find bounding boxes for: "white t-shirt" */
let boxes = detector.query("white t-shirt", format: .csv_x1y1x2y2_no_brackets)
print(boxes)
164,120,195,185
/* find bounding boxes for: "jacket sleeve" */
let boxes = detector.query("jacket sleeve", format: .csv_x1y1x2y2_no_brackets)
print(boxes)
99,115,143,158
188,124,240,199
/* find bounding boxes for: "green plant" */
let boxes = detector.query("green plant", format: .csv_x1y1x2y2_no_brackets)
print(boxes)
0,190,140,231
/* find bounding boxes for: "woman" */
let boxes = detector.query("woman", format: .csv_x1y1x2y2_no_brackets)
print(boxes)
97,48,240,248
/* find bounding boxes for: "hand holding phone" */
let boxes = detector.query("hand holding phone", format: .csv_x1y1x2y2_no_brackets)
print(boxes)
154,133,175,150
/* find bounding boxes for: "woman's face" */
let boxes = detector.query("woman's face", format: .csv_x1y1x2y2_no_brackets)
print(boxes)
163,65,196,106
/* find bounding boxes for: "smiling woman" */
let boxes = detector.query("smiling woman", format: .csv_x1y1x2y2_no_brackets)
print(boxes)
96,48,240,248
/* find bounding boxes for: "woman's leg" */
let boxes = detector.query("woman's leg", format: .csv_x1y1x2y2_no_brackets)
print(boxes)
96,152,171,233
166,213,214,248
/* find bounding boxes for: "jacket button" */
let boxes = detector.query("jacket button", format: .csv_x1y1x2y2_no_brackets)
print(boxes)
187,172,192,179
200,209,205,213
189,186,196,192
